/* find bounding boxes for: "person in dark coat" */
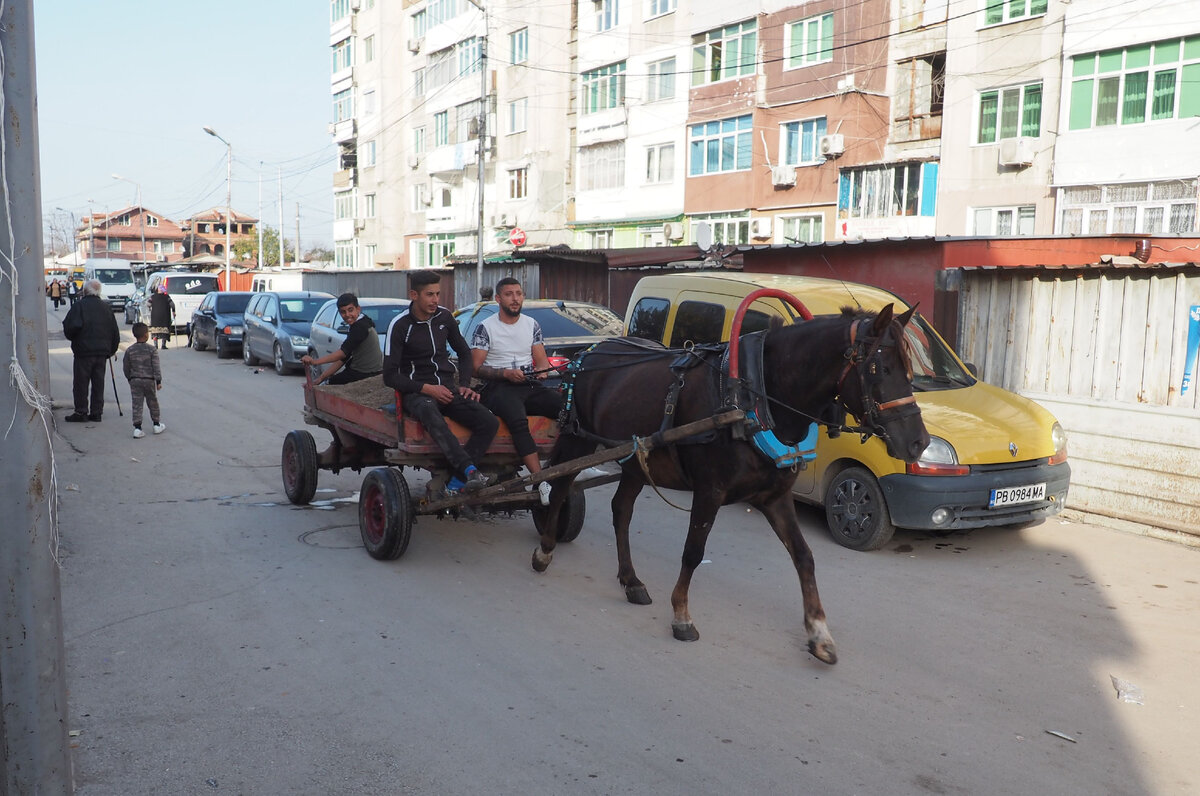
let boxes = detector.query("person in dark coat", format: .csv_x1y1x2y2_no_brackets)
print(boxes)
66,277,79,305
62,278,120,422
148,285,175,349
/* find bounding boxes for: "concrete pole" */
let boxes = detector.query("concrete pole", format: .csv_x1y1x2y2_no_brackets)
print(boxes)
0,1,75,792
277,168,284,268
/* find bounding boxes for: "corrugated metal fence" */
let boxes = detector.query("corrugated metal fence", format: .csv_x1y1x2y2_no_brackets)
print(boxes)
957,265,1200,535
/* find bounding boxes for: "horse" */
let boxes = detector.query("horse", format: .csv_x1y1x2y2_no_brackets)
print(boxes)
533,304,929,665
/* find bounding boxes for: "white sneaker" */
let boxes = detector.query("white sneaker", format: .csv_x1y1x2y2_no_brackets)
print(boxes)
152,423,166,435
537,481,552,506
132,427,145,439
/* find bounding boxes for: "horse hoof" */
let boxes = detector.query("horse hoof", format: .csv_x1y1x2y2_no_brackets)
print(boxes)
625,585,652,605
671,622,699,642
531,548,552,573
808,639,838,665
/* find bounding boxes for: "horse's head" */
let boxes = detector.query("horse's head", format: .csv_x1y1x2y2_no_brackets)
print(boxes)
836,304,930,462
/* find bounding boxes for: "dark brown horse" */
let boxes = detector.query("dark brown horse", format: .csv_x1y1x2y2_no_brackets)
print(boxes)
534,305,929,664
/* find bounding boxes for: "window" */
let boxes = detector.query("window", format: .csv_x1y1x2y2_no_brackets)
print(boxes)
412,184,427,212
145,215,159,227
971,206,1035,236
510,28,528,64
780,117,827,165
119,214,131,226
364,193,376,218
107,239,121,251
780,214,823,243
335,241,357,269
691,213,750,245
332,38,352,73
413,0,460,37
426,234,455,268
153,240,173,254
579,142,625,191
434,111,449,146
1068,38,1200,130
627,297,670,342
362,89,376,116
688,115,752,176
838,163,934,219
982,0,1048,27
509,167,528,199
362,139,377,167
363,35,375,63
424,38,483,93
669,301,725,348
412,127,426,156
894,53,945,139
1057,180,1197,234
455,99,481,144
648,0,676,19
582,62,626,114
645,143,675,183
508,98,528,134
647,58,675,102
693,20,757,86
458,37,482,77
333,88,353,122
977,82,1041,143
596,0,619,32
330,0,350,24
785,13,833,69
364,243,377,265
588,229,613,248
334,190,356,220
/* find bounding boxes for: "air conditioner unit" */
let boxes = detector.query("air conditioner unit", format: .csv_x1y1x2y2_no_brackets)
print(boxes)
354,220,366,231
350,0,361,10
407,153,420,169
770,165,796,187
998,137,1034,167
407,38,422,53
663,222,684,241
156,254,166,262
820,134,845,158
750,217,773,239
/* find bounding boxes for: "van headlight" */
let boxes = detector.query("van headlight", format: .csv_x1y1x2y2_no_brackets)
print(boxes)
906,436,969,476
1049,422,1068,465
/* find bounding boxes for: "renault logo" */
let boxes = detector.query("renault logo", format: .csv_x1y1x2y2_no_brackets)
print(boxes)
1009,442,1018,458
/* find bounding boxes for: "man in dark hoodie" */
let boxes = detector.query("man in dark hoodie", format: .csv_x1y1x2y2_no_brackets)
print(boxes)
62,278,121,422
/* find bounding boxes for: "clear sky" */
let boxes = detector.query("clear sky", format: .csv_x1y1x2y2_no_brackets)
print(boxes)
34,0,336,254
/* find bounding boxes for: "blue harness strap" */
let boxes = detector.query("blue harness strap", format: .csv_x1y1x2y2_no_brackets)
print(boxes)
747,410,818,469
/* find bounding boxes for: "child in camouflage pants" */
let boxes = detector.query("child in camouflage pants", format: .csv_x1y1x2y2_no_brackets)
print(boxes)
122,323,166,438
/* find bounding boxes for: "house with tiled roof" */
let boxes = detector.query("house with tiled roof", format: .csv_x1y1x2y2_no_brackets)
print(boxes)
77,206,187,266
182,208,259,261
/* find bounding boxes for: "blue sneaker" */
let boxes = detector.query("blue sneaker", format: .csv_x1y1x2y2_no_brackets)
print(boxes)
445,475,466,494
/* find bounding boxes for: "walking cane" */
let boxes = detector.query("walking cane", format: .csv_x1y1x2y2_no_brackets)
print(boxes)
109,357,124,416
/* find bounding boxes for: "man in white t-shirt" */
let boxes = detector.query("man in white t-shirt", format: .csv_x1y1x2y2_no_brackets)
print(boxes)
470,277,563,504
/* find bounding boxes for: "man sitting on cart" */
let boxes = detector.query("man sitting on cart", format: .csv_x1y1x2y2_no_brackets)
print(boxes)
301,293,382,385
383,270,498,494
470,277,563,506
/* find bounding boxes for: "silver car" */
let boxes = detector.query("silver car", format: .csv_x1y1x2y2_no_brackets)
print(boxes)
307,296,410,376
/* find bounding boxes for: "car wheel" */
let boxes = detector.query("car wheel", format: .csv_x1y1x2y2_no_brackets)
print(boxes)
824,466,895,551
273,342,289,375
216,335,233,359
191,329,207,351
243,339,258,365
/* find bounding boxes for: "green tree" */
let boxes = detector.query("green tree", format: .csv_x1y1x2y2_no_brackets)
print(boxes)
233,225,296,267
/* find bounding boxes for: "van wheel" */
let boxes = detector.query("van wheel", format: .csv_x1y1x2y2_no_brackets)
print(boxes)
243,340,258,366
825,467,895,551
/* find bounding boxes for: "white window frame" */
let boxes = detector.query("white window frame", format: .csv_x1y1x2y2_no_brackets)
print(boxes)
777,214,824,244
362,89,376,116
364,243,377,265
975,81,1042,144
647,57,676,102
413,127,426,156
688,115,753,176
780,117,827,166
647,0,676,20
363,193,376,218
588,229,614,248
690,212,750,245
333,88,353,122
1057,180,1198,235
363,35,375,63
582,62,626,115
692,20,757,86
362,139,377,167
334,190,356,221
434,111,449,146
510,28,528,64
508,167,528,200
970,205,1035,236
784,13,833,70
332,38,353,73
981,0,1047,28
508,98,528,134
645,142,674,184
578,141,626,192
596,0,619,32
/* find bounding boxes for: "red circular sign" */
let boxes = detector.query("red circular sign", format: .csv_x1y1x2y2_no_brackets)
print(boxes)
508,227,526,247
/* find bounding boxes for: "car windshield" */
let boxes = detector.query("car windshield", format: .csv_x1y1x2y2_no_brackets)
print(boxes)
902,315,973,390
166,276,220,295
95,269,133,284
468,303,623,338
358,304,409,332
216,294,252,313
280,298,328,323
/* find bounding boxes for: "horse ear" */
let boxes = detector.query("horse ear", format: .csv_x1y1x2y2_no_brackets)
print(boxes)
896,304,917,327
870,303,895,335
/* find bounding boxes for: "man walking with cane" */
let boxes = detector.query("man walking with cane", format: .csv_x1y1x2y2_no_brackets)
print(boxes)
62,278,120,423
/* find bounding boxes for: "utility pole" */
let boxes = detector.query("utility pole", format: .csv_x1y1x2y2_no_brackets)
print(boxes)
0,2,75,791
295,203,301,266
277,168,284,268
203,126,233,289
258,164,264,268
466,0,488,296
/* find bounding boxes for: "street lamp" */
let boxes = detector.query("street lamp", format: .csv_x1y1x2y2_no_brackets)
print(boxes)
111,174,145,271
203,126,233,290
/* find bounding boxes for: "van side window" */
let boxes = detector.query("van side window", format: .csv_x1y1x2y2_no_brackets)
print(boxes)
669,301,725,348
627,297,670,343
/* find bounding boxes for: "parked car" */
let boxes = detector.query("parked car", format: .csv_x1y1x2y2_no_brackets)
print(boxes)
452,299,624,382
624,272,1070,551
139,271,223,333
190,291,255,358
123,287,147,325
242,291,333,375
307,297,410,375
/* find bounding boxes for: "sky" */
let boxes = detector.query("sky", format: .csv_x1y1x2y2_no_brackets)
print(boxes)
34,0,336,254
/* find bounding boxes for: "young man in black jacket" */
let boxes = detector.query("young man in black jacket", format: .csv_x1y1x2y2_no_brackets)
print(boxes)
382,270,498,492
62,279,121,422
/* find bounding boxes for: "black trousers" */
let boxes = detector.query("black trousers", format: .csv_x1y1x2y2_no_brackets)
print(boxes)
401,391,499,476
480,382,563,458
72,355,108,417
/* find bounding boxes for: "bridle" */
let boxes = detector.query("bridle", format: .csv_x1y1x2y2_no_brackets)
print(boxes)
836,317,920,441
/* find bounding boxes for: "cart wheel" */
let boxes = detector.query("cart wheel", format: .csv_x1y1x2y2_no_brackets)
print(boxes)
281,430,319,505
359,468,413,560
532,485,586,543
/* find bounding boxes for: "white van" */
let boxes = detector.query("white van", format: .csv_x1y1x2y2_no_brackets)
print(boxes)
82,259,136,311
141,271,222,332
250,272,303,292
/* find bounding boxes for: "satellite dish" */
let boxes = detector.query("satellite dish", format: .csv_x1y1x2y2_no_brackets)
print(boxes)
695,222,713,251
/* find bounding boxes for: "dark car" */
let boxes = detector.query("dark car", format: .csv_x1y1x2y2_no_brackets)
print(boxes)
452,299,624,382
242,291,334,375
307,297,410,374
190,291,254,359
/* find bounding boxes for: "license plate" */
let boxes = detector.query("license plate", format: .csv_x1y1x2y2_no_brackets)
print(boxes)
989,482,1046,509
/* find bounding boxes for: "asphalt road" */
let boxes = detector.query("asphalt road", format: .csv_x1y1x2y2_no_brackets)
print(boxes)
44,300,1199,795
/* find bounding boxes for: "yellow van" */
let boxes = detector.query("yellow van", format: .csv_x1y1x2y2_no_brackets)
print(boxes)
624,272,1070,550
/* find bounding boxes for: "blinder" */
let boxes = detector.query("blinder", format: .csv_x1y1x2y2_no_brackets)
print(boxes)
837,317,918,444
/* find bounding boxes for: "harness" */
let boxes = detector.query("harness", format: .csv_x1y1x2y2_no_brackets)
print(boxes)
835,317,921,447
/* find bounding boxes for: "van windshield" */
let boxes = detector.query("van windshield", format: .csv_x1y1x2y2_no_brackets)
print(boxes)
166,276,220,295
903,315,973,390
94,269,133,284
